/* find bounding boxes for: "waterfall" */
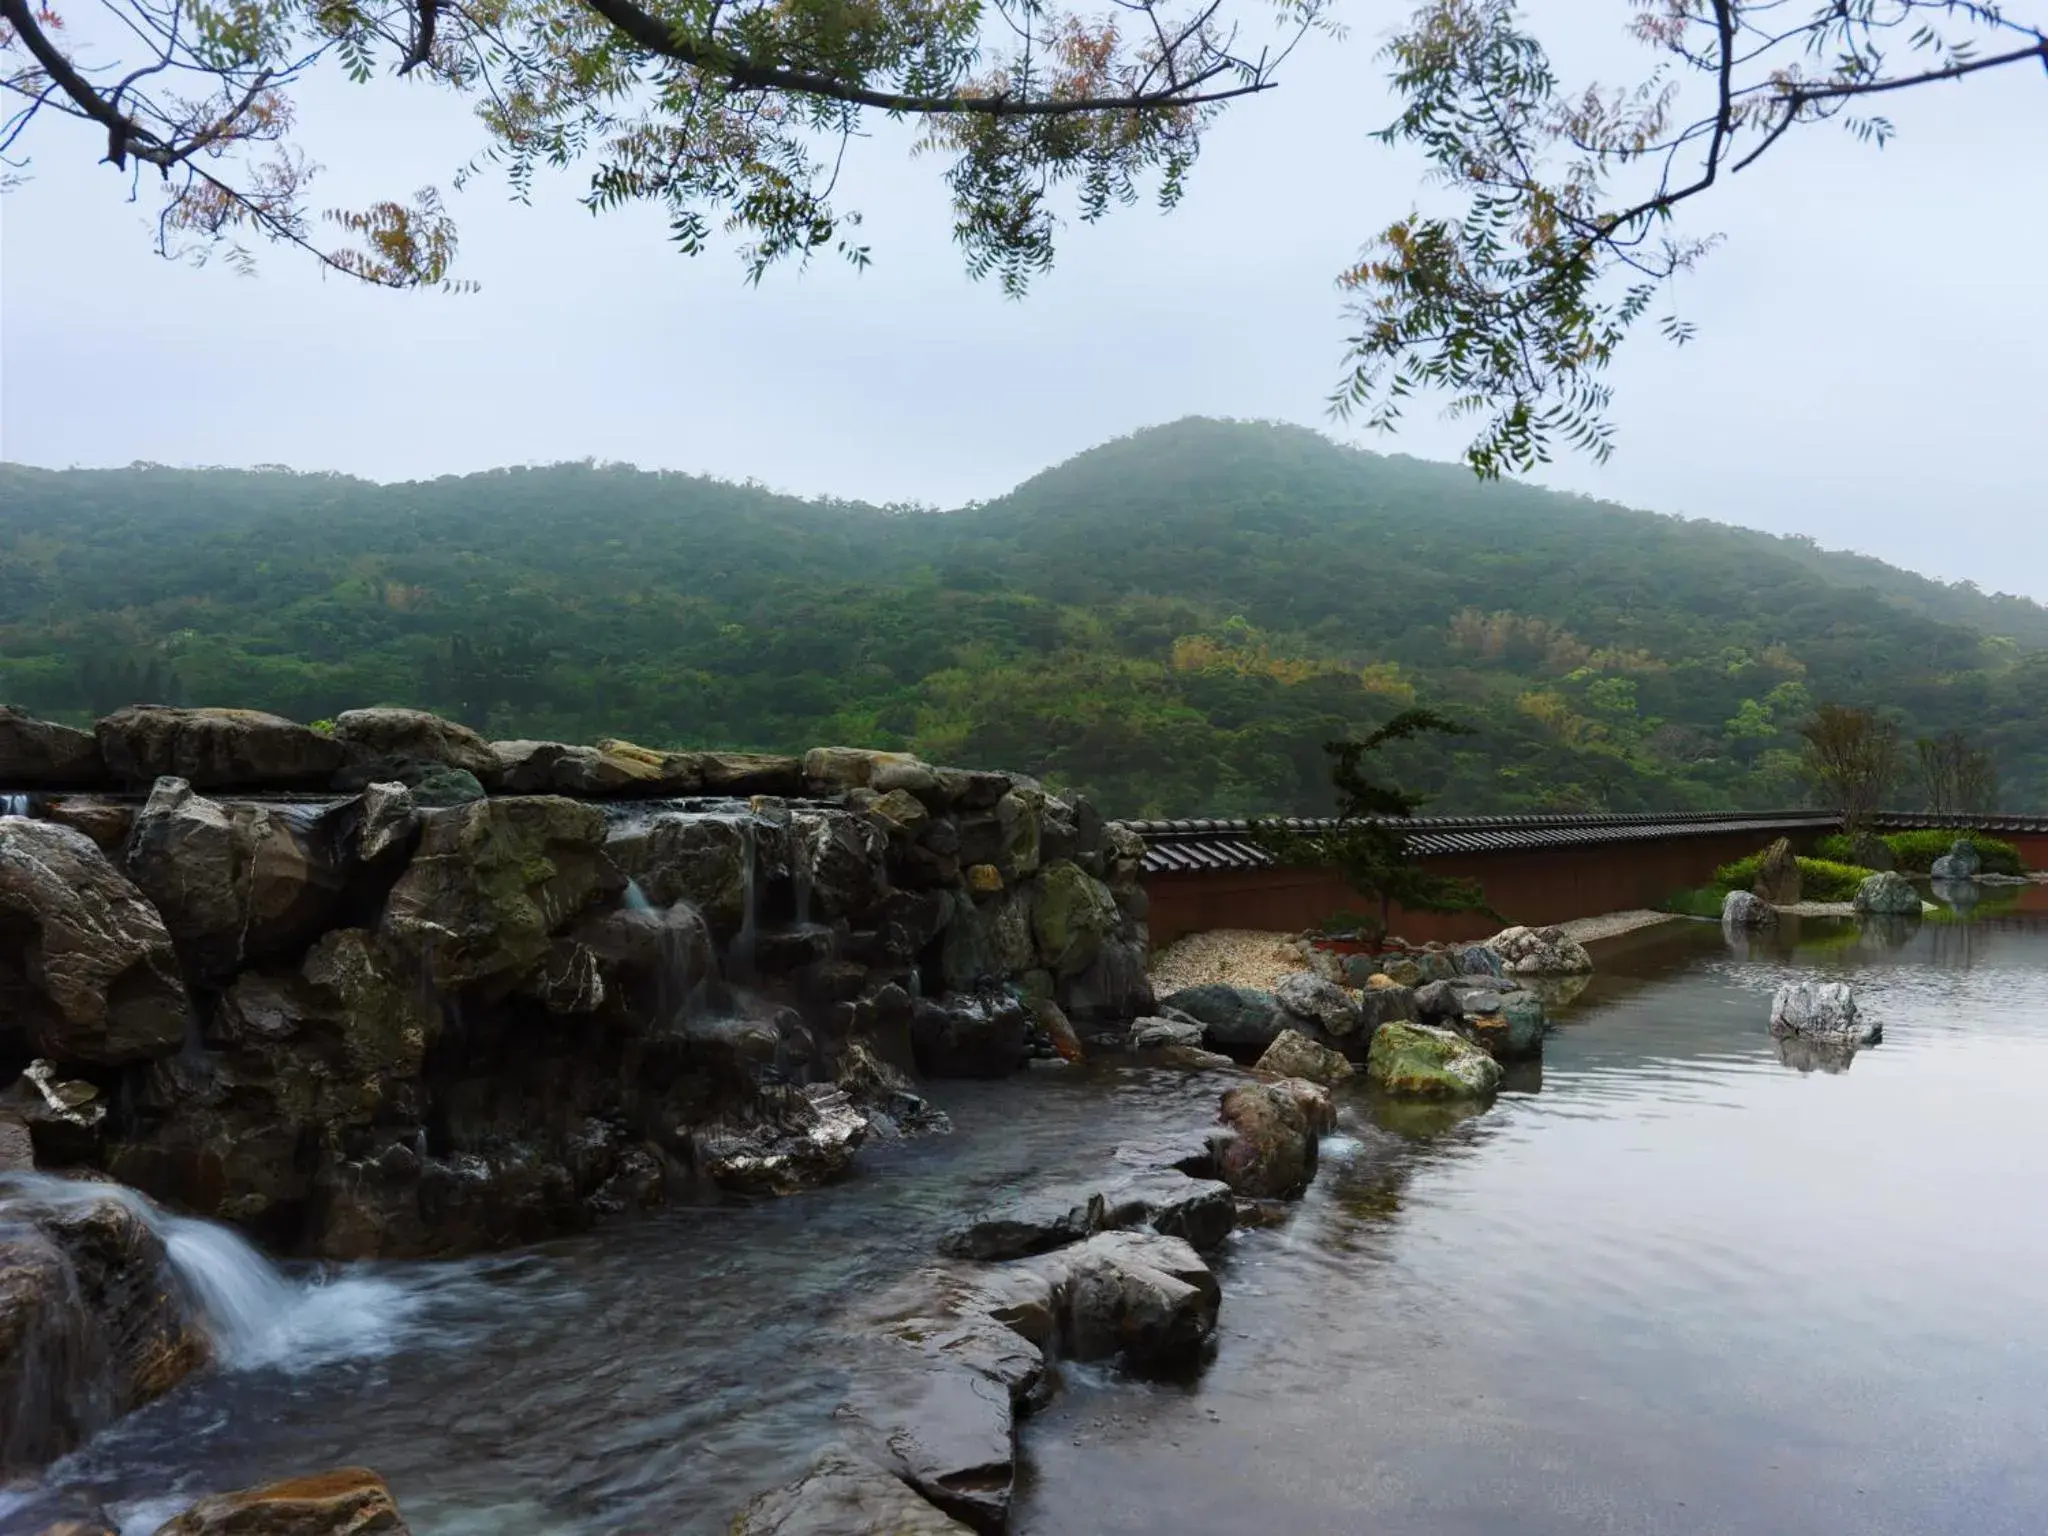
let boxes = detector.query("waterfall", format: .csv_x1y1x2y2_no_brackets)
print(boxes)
0,1173,418,1374
0,793,29,818
729,818,759,985
622,878,654,913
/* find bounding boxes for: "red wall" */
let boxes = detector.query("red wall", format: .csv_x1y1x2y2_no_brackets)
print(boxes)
1143,828,1815,947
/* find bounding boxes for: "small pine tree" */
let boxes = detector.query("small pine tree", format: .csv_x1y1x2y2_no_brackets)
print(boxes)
1254,709,1494,944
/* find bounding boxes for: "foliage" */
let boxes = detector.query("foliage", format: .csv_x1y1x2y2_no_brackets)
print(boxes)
1251,708,1493,941
1712,852,1876,903
6,2,2043,468
1798,704,1902,833
1830,829,2025,876
1916,730,2000,815
1659,884,1730,919
3,418,2048,817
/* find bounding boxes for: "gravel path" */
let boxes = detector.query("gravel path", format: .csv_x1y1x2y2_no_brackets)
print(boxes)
1554,910,1685,944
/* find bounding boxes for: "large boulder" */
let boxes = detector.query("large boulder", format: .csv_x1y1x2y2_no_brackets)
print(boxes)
0,818,189,1066
1058,935,1153,1024
1273,971,1364,1038
1752,837,1802,905
1366,1021,1503,1099
1931,838,1983,881
1029,860,1119,978
1853,870,1923,917
382,797,616,990
1254,1028,1354,1086
910,992,1030,1079
733,1444,974,1536
1721,889,1777,928
699,752,805,799
1769,980,1878,1045
1038,1230,1221,1374
0,1181,210,1474
331,708,500,785
1157,984,1288,1055
1850,831,1896,872
693,1086,868,1197
604,811,759,931
1215,1080,1323,1199
125,779,349,980
1450,988,1546,1062
150,1467,411,1535
95,706,342,790
0,706,105,787
1486,925,1594,976
488,739,682,797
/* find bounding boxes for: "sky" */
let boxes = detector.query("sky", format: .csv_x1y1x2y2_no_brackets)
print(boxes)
3,4,2045,600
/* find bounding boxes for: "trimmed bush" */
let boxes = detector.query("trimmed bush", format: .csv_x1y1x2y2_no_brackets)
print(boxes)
1661,885,1730,919
1713,851,1877,903
1849,829,2025,876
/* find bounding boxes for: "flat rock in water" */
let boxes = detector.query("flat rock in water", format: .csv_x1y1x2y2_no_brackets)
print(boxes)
938,1191,1105,1261
1111,1132,1224,1179
733,1444,974,1535
1035,1230,1221,1374
150,1466,410,1535
837,1350,1017,1534
1098,1170,1237,1252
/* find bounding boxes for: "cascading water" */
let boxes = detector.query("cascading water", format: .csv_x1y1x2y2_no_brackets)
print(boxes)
0,1173,420,1374
729,818,759,985
0,792,30,818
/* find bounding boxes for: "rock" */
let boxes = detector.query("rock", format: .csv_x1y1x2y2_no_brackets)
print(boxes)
1485,925,1594,976
1450,943,1506,978
1273,971,1364,1037
149,1467,410,1534
1931,838,1982,880
837,1353,1016,1533
330,754,484,807
356,782,416,862
331,708,499,785
1029,861,1118,978
965,863,1004,895
4,1061,110,1165
488,739,671,797
1411,978,1466,1022
0,1181,211,1474
1366,1021,1503,1099
993,789,1042,880
1721,889,1777,928
1371,956,1425,987
940,1191,1106,1261
0,818,189,1065
0,706,105,787
1112,1131,1224,1180
733,1443,975,1536
1099,1171,1237,1251
604,811,764,934
95,707,342,791
791,810,890,921
1254,1028,1354,1086
1025,997,1084,1063
39,796,136,855
596,739,708,795
1158,1044,1237,1070
1057,935,1152,1024
1215,1080,1321,1199
699,752,805,799
1850,831,1896,872
0,1110,32,1172
1853,870,1923,917
1039,1230,1220,1374
910,992,1029,1079
1157,984,1288,1055
1769,980,1879,1045
1130,1015,1205,1051
1752,837,1802,905
125,779,347,980
692,1085,868,1196
382,797,616,989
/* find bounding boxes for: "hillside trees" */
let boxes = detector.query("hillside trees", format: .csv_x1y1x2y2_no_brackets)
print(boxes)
5,2,2041,469
1798,704,1902,832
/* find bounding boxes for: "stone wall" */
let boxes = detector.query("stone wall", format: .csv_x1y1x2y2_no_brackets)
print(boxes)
0,706,1151,1258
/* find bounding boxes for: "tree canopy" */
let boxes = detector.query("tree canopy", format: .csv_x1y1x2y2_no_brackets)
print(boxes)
5,1,2041,470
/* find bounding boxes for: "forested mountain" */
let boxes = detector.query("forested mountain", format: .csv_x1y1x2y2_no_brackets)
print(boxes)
4,418,2044,817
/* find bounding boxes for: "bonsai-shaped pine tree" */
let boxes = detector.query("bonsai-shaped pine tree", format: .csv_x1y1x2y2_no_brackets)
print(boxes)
1254,709,1494,944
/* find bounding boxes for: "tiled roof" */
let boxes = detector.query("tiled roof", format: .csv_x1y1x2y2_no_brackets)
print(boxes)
1116,809,1843,875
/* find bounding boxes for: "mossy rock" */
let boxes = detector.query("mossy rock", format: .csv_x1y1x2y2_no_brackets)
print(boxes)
1366,1021,1503,1100
1030,859,1119,977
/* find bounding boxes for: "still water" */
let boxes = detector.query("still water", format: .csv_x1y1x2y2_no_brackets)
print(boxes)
22,904,2048,1535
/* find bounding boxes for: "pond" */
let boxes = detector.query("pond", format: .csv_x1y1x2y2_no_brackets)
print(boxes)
17,900,2048,1536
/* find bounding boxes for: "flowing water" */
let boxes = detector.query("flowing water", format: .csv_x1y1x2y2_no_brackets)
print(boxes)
15,899,2048,1536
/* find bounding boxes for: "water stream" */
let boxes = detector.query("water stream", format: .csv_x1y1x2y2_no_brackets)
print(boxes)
14,903,2048,1536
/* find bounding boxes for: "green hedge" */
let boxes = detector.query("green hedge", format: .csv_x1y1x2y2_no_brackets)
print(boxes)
1711,853,1877,903
1813,830,2025,875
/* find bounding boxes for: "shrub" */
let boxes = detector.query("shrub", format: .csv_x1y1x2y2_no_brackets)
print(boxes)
1712,851,1875,903
1869,829,2024,875
1660,886,1730,919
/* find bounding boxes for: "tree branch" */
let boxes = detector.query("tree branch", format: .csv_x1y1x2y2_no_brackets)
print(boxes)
1780,36,2048,104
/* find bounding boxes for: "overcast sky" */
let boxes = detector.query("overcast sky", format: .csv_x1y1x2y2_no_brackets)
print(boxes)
3,6,2044,599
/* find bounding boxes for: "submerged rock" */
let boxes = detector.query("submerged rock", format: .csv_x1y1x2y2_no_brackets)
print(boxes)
1366,1022,1503,1099
1215,1080,1322,1199
1853,870,1922,917
838,1350,1017,1533
1721,889,1777,928
150,1466,411,1535
733,1443,974,1535
1769,980,1877,1045
1485,925,1594,976
1254,1028,1354,1086
0,818,190,1066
